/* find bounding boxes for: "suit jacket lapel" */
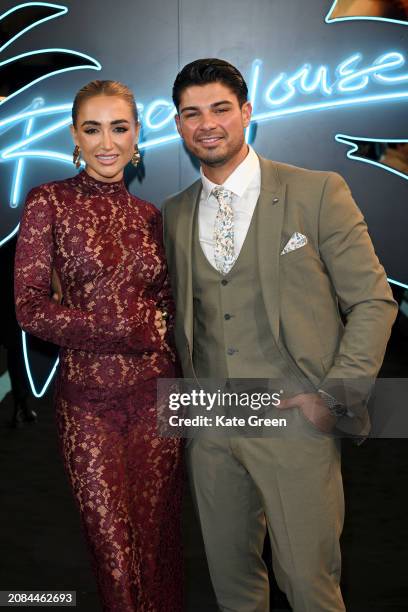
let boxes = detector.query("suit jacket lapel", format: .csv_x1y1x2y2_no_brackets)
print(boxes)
174,180,202,348
257,156,286,342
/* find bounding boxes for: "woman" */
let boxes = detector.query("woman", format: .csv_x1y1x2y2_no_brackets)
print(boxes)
14,80,183,612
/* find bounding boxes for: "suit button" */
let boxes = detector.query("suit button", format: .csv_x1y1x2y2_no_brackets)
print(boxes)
221,279,228,286
224,313,231,320
227,348,236,356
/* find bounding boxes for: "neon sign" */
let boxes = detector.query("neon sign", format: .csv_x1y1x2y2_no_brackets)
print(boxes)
2,50,408,217
1,2,407,397
336,134,408,183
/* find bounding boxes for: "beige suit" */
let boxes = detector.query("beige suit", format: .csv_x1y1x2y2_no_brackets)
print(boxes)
162,156,397,611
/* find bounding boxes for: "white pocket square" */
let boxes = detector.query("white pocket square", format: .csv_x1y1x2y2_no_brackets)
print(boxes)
281,232,308,255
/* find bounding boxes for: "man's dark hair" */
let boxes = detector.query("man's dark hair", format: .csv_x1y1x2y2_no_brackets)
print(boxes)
172,58,248,112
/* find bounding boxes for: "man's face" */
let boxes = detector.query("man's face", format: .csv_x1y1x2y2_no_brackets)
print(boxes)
175,82,252,169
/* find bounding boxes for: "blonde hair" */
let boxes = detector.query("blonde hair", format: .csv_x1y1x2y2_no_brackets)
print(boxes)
72,80,138,126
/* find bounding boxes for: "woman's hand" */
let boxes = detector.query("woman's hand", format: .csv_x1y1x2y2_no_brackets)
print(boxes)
51,268,63,304
154,310,167,340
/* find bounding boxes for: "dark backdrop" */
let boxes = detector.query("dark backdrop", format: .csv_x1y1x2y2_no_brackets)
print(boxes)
0,0,407,392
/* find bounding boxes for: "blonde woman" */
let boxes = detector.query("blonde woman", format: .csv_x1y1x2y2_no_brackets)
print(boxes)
15,80,183,612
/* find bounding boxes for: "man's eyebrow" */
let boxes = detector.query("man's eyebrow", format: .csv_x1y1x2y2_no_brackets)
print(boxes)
80,119,130,126
179,100,233,114
211,100,233,107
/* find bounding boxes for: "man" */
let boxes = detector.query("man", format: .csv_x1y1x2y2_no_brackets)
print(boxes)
162,58,397,611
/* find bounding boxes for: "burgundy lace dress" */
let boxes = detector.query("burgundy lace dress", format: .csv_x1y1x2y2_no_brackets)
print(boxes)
14,171,183,612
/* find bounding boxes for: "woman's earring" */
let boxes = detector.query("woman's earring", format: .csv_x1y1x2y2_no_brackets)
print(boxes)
131,144,141,167
73,145,81,169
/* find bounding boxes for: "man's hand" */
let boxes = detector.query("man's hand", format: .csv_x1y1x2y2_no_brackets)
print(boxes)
51,268,63,304
154,310,167,340
277,392,337,434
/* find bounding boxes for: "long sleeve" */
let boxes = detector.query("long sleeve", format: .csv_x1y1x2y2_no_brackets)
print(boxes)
317,173,398,412
14,187,161,354
153,212,175,333
318,173,398,379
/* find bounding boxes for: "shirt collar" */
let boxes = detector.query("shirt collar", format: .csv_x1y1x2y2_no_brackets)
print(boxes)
200,145,260,202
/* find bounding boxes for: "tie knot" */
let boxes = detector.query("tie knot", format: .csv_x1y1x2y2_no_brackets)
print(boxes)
211,186,233,204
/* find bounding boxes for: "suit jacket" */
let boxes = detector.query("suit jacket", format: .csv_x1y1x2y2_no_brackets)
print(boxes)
162,156,398,435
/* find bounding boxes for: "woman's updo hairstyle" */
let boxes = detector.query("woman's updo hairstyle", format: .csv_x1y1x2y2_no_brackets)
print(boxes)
72,80,138,126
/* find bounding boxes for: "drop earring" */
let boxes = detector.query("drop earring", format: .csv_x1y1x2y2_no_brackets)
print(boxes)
73,145,81,169
131,144,141,167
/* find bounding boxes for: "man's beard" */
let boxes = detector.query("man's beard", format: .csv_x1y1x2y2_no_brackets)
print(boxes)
195,138,245,168
198,151,229,167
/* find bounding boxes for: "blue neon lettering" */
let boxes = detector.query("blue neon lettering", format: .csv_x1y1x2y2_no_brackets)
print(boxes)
144,99,176,131
373,52,408,84
245,58,262,143
337,52,408,92
297,65,332,95
336,54,369,92
2,2,408,396
1,51,407,181
264,73,293,106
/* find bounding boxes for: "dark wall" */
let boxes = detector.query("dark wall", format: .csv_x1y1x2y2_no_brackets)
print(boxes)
1,0,407,285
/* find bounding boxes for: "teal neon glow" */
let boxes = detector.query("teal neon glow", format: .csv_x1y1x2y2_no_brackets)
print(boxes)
246,58,262,143
2,51,408,174
335,134,408,182
0,48,101,107
0,2,67,53
3,116,73,159
11,98,43,208
373,52,408,83
0,104,72,129
3,89,407,173
22,330,59,398
264,63,333,106
1,3,407,394
335,133,408,292
336,52,408,92
0,224,20,247
387,278,408,290
5,150,77,164
144,99,176,131
263,51,408,104
254,90,408,123
336,53,370,92
326,0,408,27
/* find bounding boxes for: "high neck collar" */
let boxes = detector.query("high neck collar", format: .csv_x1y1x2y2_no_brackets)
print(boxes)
73,170,127,195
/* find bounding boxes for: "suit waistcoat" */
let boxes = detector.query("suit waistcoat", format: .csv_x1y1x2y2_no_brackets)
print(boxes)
191,199,309,392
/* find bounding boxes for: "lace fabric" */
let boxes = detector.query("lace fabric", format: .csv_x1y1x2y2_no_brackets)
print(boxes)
15,171,183,611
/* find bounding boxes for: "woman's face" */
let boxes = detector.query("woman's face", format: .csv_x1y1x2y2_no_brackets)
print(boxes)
71,95,139,183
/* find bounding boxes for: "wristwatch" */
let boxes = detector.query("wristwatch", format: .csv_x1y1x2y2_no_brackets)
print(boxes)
317,389,347,418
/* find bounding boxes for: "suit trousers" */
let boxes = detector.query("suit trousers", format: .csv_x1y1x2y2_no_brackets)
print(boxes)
187,407,345,612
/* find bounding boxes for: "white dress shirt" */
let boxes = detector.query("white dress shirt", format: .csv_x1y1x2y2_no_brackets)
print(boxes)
199,146,261,269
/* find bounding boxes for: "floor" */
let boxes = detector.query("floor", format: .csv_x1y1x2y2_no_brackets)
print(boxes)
1,317,407,611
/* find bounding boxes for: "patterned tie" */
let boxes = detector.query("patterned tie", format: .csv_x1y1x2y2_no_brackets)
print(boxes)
212,186,235,275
